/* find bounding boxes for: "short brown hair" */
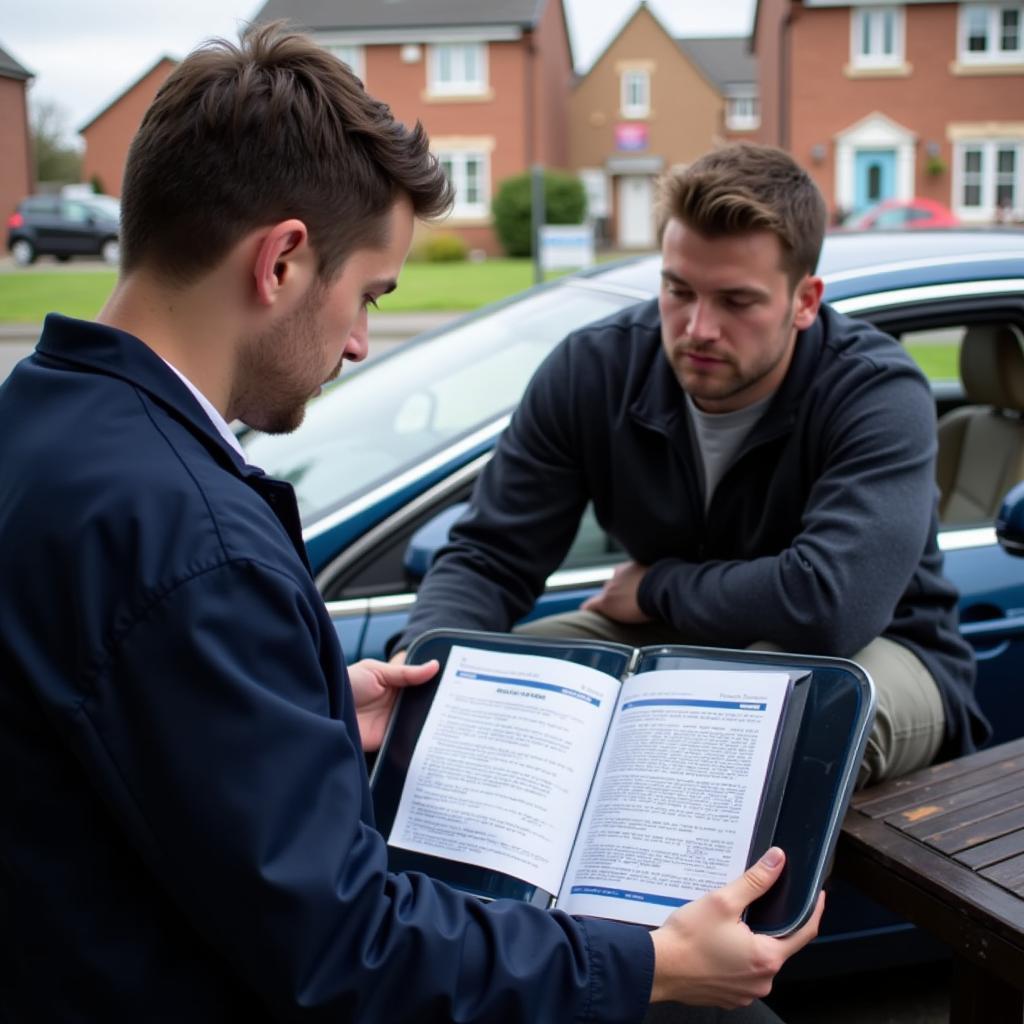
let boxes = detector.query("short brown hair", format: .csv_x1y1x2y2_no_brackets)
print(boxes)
120,21,453,283
656,144,827,286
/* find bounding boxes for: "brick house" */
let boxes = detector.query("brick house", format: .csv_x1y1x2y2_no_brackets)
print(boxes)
80,57,177,198
254,0,575,254
0,42,33,220
569,3,758,249
753,0,1024,223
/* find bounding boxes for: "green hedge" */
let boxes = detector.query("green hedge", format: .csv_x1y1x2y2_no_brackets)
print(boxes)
491,170,586,257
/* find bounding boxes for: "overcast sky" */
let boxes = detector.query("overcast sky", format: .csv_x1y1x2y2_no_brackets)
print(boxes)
1,0,755,142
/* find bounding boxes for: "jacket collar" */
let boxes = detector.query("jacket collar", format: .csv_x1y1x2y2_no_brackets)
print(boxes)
36,313,260,480
35,314,313,573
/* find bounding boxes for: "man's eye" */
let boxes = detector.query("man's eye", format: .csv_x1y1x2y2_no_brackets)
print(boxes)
363,295,380,311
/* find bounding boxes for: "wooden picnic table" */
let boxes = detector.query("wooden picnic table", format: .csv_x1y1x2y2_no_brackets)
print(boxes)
837,735,1024,1022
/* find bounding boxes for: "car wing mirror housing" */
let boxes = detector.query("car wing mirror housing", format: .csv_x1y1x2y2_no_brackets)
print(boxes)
996,482,1024,557
403,502,470,581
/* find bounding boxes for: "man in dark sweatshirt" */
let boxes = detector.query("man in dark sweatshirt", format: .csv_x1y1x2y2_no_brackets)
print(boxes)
396,144,987,787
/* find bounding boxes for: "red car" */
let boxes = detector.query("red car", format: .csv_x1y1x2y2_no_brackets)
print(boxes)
840,197,960,230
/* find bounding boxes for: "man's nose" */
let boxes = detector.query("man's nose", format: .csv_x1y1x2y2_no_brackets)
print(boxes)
687,299,720,341
346,308,369,362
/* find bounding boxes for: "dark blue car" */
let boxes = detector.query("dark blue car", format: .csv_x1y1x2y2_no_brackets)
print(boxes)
242,227,1024,974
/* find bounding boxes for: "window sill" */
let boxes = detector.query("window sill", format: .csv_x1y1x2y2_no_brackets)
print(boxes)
725,121,761,132
620,109,652,120
843,61,913,78
422,88,495,103
442,211,491,225
949,59,1024,76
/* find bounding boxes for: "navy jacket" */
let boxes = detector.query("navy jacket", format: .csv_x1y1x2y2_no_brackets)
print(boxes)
0,315,653,1023
400,300,988,761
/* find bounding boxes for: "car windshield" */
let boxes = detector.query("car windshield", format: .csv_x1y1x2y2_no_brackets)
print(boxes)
241,282,640,521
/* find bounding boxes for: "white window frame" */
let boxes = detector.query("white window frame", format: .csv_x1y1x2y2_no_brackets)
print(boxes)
725,90,761,131
620,69,650,119
957,4,1024,63
953,138,1024,220
428,42,488,96
327,44,365,81
850,6,905,68
437,150,490,219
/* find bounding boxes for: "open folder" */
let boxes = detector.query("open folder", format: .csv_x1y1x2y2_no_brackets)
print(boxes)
371,630,876,936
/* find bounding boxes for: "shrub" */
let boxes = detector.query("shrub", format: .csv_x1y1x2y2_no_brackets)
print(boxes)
491,170,586,257
420,232,469,262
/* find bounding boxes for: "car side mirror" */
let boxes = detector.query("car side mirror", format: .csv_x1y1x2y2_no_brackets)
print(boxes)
403,502,469,581
996,482,1024,557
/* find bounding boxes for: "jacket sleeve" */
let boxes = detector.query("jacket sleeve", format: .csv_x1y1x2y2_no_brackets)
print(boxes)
638,362,940,656
398,339,589,650
71,558,654,1023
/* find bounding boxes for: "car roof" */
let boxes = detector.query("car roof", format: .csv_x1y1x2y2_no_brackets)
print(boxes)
578,229,1024,301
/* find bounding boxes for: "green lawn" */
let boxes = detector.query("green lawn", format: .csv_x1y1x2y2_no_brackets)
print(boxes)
0,259,552,323
904,342,959,382
0,270,118,322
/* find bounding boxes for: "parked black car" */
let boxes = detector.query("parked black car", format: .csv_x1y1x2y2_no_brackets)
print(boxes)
6,194,120,267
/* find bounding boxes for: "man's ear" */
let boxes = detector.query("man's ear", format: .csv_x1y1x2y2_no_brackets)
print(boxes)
793,275,824,330
252,219,312,307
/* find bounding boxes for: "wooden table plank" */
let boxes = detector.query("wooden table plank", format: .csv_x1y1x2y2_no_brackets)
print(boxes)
852,738,1024,817
928,803,1024,855
903,780,1024,841
954,829,1024,870
839,739,1024,1022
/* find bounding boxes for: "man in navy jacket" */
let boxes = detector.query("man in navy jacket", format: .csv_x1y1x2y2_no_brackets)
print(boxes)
0,23,821,1024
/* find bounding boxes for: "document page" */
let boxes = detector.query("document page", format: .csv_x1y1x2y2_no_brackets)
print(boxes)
558,669,790,926
388,645,620,894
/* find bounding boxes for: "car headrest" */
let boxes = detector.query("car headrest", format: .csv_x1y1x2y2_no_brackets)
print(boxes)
960,323,1024,412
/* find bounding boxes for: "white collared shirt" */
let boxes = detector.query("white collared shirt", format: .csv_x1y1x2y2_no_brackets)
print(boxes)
161,359,246,461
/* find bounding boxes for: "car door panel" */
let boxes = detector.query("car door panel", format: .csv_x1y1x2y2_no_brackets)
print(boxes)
326,600,369,663
946,541,1024,744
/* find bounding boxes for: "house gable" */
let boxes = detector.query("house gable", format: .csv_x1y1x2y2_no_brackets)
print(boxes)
80,57,178,197
570,3,730,249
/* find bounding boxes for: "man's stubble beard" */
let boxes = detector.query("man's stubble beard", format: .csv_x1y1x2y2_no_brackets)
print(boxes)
671,306,798,409
233,289,329,435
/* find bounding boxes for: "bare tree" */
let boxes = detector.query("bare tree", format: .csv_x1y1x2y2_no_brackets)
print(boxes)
30,97,82,185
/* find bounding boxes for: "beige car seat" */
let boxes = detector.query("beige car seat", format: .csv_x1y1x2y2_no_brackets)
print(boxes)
937,323,1024,525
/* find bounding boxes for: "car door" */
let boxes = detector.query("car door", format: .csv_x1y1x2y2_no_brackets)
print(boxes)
23,196,65,252
321,460,624,664
59,201,102,255
834,278,1024,742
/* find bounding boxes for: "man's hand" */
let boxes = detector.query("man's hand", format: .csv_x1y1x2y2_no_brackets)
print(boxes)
349,657,438,752
649,848,825,1008
580,560,652,624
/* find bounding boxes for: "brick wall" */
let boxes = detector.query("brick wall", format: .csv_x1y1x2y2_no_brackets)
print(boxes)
0,75,32,219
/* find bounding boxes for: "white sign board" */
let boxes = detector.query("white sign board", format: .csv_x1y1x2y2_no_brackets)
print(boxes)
539,224,595,272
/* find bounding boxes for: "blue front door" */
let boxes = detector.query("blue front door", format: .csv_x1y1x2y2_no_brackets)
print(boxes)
854,149,897,212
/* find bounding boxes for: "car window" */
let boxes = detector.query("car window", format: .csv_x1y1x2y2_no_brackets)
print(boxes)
81,196,120,220
61,202,92,224
242,284,640,521
23,197,59,215
327,498,623,601
873,207,909,229
899,324,965,383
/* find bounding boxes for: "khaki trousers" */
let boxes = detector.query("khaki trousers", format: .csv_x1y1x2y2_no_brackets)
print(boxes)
515,610,945,788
